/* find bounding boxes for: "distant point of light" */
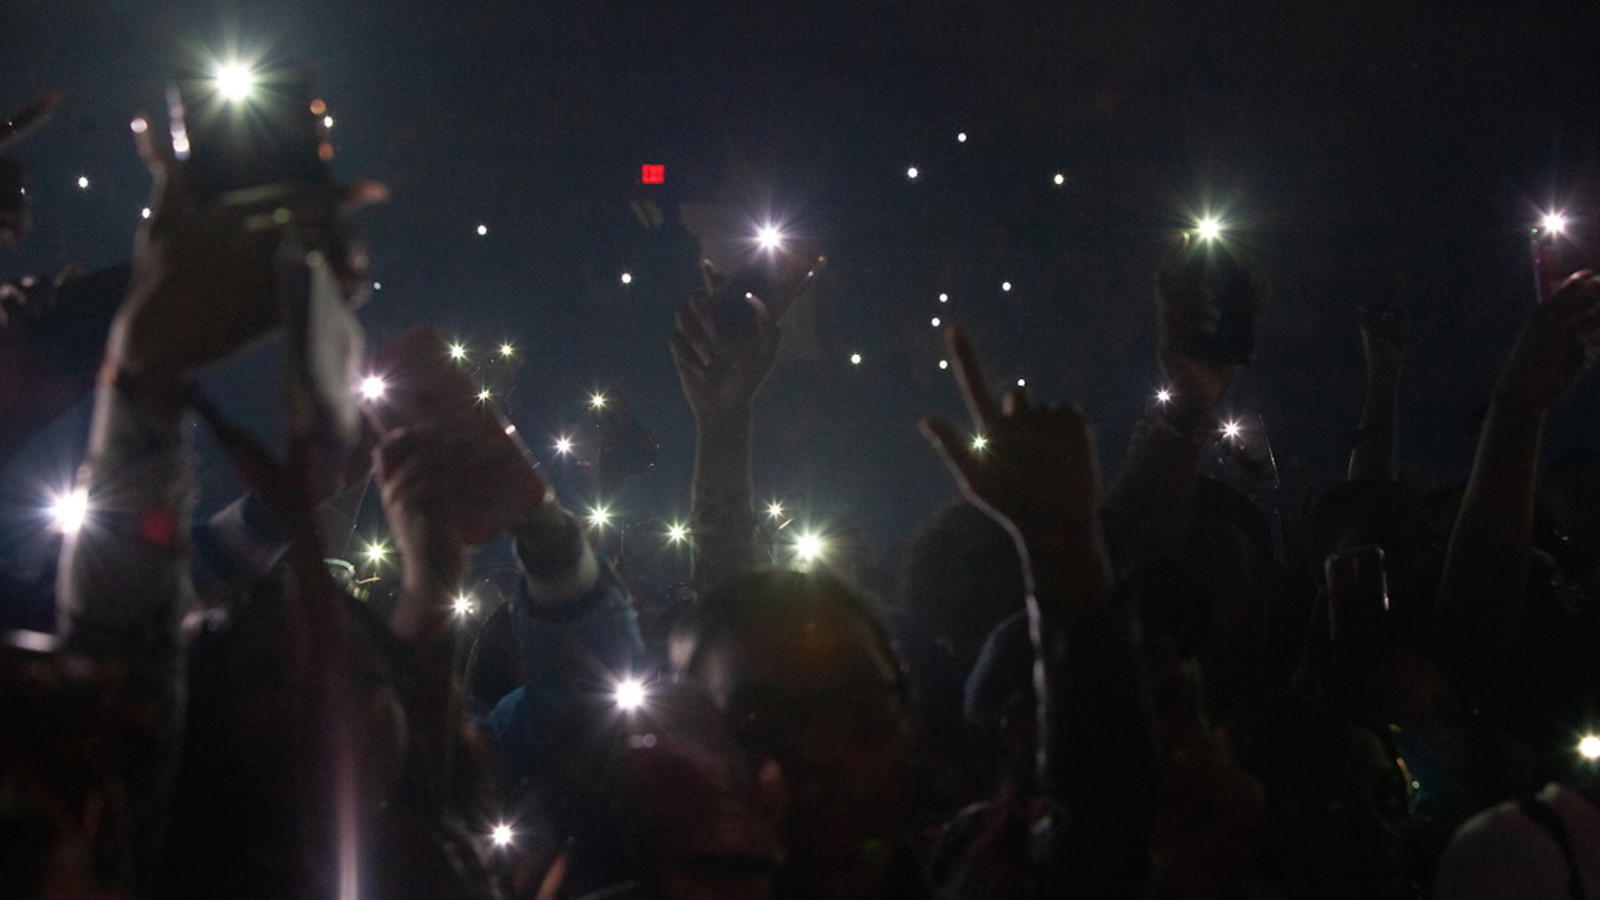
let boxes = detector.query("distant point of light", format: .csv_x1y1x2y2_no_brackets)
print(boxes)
476,388,492,402
76,175,89,190
767,501,785,520
666,522,690,544
931,317,942,328
956,132,968,143
490,823,515,848
141,207,151,219
906,166,920,180
793,531,827,565
970,434,989,452
1220,420,1242,440
358,375,387,401
363,541,389,565
1052,173,1065,186
588,392,608,410
452,594,475,617
475,223,488,236
756,224,785,251
1541,212,1569,236
849,352,862,366
1579,735,1600,761
309,99,327,115
498,342,515,358
614,678,647,712
554,436,574,455
213,62,256,102
938,359,949,370
448,342,467,361
1016,378,1026,387
504,424,517,435
938,292,949,303
1156,388,1173,404
1001,281,1012,292
49,487,89,535
129,117,148,134
587,504,613,529
1194,216,1224,242
372,281,382,291
619,271,633,285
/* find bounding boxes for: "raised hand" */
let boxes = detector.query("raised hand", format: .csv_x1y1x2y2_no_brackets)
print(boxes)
919,326,1101,544
1495,270,1600,411
1358,275,1406,386
107,116,384,381
668,261,784,421
1153,232,1269,416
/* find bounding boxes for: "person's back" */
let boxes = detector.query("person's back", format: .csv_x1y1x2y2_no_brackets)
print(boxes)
1435,782,1600,900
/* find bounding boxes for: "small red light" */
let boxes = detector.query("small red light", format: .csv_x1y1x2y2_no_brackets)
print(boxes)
640,164,665,184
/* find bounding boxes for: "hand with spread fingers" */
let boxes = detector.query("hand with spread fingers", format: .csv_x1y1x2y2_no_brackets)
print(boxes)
920,326,1102,545
1495,269,1600,412
668,261,785,422
1153,231,1269,417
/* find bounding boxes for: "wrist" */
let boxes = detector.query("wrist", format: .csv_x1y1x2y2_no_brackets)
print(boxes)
693,406,752,433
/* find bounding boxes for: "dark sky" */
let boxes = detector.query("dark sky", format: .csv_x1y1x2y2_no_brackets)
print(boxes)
5,0,1600,572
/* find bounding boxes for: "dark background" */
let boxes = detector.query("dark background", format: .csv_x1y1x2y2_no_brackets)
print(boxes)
4,0,1600,578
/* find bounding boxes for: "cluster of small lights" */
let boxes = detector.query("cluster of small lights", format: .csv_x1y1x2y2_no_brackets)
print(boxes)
48,487,89,535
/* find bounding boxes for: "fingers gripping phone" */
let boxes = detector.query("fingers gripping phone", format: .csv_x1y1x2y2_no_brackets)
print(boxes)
168,63,331,205
1179,241,1258,366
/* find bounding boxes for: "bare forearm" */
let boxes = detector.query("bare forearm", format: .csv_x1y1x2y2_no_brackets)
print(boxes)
1347,375,1399,481
689,411,758,591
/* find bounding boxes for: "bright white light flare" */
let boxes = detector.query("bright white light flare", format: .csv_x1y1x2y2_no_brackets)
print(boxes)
358,375,386,401
213,62,256,102
49,488,89,535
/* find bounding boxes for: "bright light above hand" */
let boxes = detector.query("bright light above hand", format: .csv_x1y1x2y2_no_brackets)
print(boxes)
213,62,256,102
452,594,474,617
938,292,949,303
1156,388,1173,404
931,317,941,328
619,271,632,285
938,359,949,370
849,352,862,365
970,434,989,452
793,531,826,564
1580,735,1600,761
1001,281,1012,292
49,487,89,535
1541,212,1569,236
141,207,151,219
358,375,386,401
666,522,689,544
756,224,785,251
588,392,608,410
906,166,919,180
76,175,90,190
476,224,488,236
1052,173,1065,186
1220,420,1242,440
448,342,467,361
614,678,647,712
489,823,515,847
554,436,574,455
476,388,492,402
1194,216,1224,242
364,541,389,565
498,342,514,358
767,501,785,520
588,504,612,529
957,132,967,143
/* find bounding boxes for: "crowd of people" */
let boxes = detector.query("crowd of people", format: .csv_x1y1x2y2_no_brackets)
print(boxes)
3,90,1600,900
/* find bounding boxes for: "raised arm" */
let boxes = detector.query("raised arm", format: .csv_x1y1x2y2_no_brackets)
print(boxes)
1346,280,1405,481
1436,271,1600,688
921,326,1157,895
1102,233,1267,571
